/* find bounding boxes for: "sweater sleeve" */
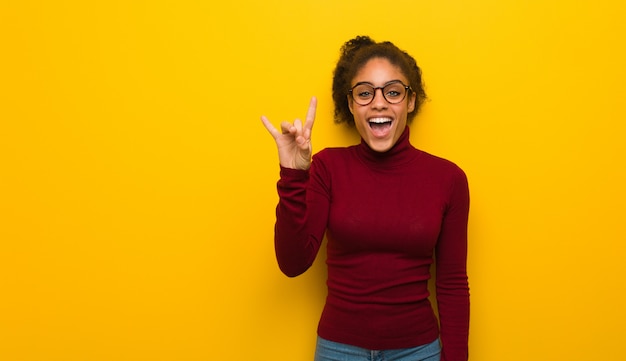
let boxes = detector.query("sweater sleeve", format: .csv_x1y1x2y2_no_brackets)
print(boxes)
274,160,330,277
435,167,470,361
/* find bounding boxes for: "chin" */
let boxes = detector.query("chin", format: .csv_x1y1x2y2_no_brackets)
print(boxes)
366,138,395,152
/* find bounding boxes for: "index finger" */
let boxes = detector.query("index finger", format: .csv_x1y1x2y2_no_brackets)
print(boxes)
304,96,317,136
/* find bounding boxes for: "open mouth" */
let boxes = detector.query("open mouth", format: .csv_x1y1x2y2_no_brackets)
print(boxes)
368,117,393,137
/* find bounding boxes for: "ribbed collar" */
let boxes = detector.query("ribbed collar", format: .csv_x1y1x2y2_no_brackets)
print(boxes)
355,126,422,169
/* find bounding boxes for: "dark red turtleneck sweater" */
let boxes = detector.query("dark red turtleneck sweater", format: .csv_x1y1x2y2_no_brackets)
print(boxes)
273,127,470,360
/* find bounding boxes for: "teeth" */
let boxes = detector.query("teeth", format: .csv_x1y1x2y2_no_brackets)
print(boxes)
369,117,392,124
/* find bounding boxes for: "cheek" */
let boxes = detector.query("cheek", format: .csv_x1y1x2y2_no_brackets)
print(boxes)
353,115,368,137
349,106,365,125
352,109,364,122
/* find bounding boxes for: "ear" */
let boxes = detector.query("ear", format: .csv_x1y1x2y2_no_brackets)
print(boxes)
347,95,355,114
407,92,417,113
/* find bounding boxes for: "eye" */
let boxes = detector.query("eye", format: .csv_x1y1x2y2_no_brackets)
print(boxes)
385,84,405,99
353,85,374,99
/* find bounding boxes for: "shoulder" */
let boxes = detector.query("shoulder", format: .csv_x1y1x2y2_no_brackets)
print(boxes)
418,150,468,186
421,150,465,173
309,146,359,182
414,151,470,209
312,146,358,164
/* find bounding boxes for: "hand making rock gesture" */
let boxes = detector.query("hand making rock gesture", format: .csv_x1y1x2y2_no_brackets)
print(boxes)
261,96,317,170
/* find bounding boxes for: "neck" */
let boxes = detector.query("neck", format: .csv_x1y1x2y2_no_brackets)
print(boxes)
356,126,420,168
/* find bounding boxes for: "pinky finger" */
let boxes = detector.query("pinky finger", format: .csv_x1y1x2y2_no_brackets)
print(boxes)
260,116,280,139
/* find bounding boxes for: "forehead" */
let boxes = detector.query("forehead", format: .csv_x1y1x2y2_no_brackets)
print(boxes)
352,57,407,85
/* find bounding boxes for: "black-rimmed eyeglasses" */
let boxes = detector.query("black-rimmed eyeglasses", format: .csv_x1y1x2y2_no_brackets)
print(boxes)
348,81,412,106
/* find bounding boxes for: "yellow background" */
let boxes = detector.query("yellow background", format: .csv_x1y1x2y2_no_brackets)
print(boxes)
1,1,625,360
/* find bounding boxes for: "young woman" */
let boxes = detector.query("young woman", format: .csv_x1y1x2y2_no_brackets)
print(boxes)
261,36,470,361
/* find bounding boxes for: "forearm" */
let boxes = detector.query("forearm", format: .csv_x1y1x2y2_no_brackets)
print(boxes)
274,166,326,277
436,267,469,361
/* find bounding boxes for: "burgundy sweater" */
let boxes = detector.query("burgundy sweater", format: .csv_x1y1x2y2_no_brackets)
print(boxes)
274,127,469,360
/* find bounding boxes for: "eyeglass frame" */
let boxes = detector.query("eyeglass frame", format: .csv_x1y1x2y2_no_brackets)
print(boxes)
348,80,413,106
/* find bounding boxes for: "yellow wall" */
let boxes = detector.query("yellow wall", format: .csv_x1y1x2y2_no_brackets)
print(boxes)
1,1,625,360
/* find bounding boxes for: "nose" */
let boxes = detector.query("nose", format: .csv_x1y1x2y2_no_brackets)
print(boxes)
371,88,388,109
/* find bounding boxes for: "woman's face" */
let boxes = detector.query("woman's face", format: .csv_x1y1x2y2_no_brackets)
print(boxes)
348,57,416,152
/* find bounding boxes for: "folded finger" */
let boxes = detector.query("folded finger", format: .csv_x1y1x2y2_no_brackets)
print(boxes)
280,121,295,135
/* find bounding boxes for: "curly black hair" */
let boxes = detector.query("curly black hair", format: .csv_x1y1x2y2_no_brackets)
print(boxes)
332,36,427,126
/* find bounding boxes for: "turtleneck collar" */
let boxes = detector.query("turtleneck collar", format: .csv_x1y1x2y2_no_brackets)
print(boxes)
355,126,421,169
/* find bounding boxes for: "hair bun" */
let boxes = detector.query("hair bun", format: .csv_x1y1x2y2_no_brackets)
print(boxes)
340,35,376,60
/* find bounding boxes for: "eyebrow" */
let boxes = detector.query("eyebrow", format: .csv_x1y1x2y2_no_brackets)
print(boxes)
352,79,405,87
